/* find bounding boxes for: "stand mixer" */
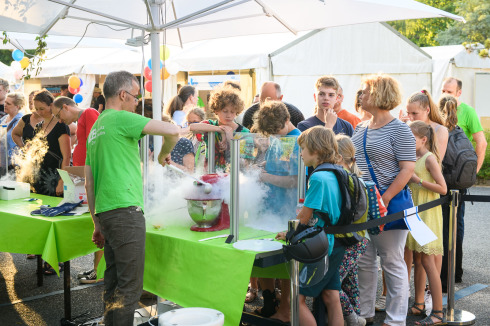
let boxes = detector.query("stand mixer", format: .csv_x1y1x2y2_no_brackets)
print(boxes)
184,173,230,232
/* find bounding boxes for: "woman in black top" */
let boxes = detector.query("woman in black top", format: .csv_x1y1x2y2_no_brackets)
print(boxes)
30,90,71,196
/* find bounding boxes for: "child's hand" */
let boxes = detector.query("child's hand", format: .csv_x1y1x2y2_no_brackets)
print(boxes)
324,108,337,129
276,232,287,241
410,173,420,183
399,110,410,123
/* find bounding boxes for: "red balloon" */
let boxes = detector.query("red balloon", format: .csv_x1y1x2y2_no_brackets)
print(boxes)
68,86,80,94
144,80,152,93
144,66,152,80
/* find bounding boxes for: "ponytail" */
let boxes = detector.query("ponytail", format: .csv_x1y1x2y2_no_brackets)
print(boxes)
438,95,458,131
408,89,445,126
410,120,440,163
336,135,362,176
165,85,196,118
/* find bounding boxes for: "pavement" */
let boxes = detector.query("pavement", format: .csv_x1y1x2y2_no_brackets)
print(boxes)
1,187,490,325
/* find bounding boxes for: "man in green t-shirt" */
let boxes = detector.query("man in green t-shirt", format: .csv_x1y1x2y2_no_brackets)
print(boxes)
440,77,488,289
85,71,179,326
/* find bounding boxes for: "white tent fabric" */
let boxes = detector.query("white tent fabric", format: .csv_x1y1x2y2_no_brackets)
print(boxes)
423,45,490,105
0,0,463,45
167,23,432,117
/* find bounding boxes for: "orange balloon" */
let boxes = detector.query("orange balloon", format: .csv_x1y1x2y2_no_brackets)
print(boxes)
68,75,81,89
160,68,170,80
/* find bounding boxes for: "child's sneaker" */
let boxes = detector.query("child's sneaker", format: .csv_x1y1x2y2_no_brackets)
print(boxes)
375,295,386,312
79,270,98,284
344,312,366,326
77,269,95,279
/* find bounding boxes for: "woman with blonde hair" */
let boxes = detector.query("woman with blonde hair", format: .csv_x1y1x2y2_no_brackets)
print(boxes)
1,92,25,169
351,74,416,326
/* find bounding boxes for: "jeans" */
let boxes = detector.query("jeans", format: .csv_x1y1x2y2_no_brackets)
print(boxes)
358,230,409,326
97,206,146,326
441,189,466,287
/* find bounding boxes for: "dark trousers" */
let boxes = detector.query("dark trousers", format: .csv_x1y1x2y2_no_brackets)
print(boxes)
441,189,466,287
97,206,146,326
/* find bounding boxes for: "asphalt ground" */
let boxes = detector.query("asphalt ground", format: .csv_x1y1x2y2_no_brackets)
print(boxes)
1,187,490,325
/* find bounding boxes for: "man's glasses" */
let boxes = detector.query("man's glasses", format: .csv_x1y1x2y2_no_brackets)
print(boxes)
55,106,63,119
124,90,141,102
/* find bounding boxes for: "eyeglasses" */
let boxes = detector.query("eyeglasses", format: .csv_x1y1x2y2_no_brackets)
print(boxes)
55,106,63,119
124,90,141,102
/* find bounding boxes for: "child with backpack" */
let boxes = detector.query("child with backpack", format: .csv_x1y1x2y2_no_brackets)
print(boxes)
406,121,447,325
336,135,369,326
278,126,345,326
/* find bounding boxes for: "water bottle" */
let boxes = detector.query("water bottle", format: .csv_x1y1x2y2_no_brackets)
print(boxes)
296,198,304,216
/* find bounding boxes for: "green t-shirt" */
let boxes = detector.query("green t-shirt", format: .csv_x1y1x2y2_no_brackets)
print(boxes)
86,109,151,214
457,102,483,142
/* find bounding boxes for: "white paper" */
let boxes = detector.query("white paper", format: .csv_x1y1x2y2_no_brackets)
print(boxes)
404,211,438,246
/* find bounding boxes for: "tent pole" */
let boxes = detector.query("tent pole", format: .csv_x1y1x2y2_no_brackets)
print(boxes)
150,0,162,162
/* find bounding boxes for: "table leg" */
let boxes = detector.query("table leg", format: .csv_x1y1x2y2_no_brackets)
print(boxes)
64,261,71,320
37,255,43,286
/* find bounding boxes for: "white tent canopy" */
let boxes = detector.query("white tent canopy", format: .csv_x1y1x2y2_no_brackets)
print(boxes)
168,22,433,117
422,45,490,115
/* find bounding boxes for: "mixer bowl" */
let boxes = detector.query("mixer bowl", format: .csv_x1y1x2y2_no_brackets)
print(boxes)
186,199,223,228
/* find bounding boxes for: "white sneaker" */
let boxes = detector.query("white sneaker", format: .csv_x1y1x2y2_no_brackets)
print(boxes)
375,295,386,312
344,312,367,326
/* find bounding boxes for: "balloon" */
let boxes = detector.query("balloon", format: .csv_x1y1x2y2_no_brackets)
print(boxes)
68,75,81,89
79,78,83,87
160,45,170,61
144,66,152,80
14,70,23,80
12,49,24,61
165,61,180,75
226,71,235,75
10,61,21,71
73,94,83,104
160,68,170,80
144,80,152,93
68,86,80,94
20,57,30,69
147,58,163,69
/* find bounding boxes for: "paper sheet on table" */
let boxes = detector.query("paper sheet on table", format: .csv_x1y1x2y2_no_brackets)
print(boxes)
404,208,437,246
69,206,89,216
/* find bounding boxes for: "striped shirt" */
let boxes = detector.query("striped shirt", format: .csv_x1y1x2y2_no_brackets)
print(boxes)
352,119,416,189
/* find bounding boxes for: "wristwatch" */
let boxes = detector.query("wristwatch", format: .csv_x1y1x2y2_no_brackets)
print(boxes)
418,179,423,186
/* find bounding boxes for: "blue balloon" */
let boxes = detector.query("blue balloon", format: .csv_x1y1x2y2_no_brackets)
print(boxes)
73,94,83,104
79,78,83,87
148,58,163,69
12,49,24,61
226,71,235,75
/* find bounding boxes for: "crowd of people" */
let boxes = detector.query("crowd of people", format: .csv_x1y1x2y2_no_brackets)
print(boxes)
0,70,486,326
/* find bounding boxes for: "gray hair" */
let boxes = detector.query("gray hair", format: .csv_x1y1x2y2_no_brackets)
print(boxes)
0,78,9,91
103,71,138,99
7,92,25,108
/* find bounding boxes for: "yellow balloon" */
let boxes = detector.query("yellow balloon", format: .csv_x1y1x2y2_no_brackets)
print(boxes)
68,75,81,89
20,57,30,69
160,45,170,61
160,68,170,80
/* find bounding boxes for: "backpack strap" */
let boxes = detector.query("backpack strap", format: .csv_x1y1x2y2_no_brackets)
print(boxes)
363,126,380,189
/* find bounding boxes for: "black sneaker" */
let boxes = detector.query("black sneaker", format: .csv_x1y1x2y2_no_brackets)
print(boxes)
77,269,95,279
79,270,98,284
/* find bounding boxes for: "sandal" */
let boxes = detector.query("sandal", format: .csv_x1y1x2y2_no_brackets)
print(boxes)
245,288,258,303
43,262,63,276
254,289,278,318
407,302,426,316
415,309,447,325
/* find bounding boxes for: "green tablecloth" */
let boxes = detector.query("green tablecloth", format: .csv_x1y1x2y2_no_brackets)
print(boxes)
144,225,288,326
0,194,97,276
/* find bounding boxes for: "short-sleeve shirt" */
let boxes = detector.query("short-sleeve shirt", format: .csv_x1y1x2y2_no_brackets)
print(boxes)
352,119,416,189
21,114,40,143
171,137,194,165
457,102,483,142
263,129,301,219
242,102,305,130
73,108,99,166
297,115,354,136
95,95,105,112
305,170,342,254
337,109,361,129
86,109,151,214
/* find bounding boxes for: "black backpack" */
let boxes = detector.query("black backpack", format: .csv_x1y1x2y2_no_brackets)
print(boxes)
442,126,478,190
310,163,368,246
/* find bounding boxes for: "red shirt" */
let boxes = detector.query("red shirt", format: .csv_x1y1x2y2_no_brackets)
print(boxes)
337,109,361,129
73,108,99,166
